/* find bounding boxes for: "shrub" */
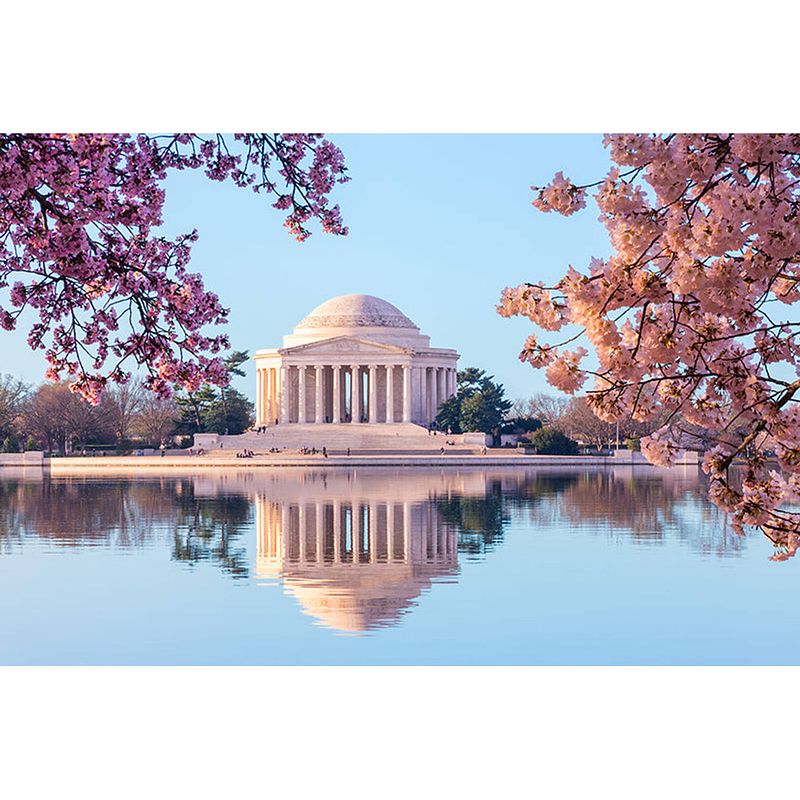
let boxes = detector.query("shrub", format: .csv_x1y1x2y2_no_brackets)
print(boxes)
1,436,19,453
624,436,641,452
528,427,579,455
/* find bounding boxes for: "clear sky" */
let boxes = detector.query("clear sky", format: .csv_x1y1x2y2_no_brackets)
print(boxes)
4,135,615,403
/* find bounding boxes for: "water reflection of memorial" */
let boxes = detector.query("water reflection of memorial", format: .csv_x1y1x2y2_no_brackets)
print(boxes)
0,466,748,633
255,490,461,633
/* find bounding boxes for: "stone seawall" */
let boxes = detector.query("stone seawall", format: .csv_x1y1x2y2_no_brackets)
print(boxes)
32,451,705,473
0,452,44,466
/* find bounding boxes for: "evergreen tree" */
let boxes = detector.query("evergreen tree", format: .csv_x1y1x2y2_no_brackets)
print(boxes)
434,367,511,444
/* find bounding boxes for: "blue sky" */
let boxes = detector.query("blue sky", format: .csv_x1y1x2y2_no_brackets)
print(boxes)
4,135,615,403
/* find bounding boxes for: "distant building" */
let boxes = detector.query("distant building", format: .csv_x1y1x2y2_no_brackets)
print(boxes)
254,294,459,427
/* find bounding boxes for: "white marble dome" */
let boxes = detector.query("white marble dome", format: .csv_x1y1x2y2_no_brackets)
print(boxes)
284,293,430,349
296,294,418,331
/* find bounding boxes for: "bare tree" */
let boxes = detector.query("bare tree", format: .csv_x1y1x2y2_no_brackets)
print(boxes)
559,396,667,449
133,395,180,446
0,374,31,438
525,393,570,429
23,384,71,453
102,378,145,443
24,383,113,453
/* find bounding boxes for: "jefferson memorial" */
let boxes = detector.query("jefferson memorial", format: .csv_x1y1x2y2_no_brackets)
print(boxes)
253,294,459,428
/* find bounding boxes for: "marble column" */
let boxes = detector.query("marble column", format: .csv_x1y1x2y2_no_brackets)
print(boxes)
427,368,435,425
332,365,341,423
256,369,263,424
386,365,395,423
413,366,425,423
279,365,289,423
268,368,275,424
402,365,412,423
315,365,324,423
297,365,306,424
368,364,378,423
352,366,361,423
436,367,444,413
264,369,270,423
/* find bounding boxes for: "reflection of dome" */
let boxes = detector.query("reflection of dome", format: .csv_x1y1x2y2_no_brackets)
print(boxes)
285,563,453,633
296,294,418,331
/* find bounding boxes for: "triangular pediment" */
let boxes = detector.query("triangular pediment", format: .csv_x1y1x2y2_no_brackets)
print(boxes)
279,336,411,356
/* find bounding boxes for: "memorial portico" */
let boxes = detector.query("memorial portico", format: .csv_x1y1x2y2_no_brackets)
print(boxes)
254,295,459,427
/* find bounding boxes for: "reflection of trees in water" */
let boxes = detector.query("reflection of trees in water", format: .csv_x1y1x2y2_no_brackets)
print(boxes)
0,470,749,573
550,471,745,557
171,493,251,579
0,477,252,577
439,475,581,558
438,482,508,558
437,470,746,560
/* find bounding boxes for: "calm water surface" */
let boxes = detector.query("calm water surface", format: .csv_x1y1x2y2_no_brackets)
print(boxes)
0,465,797,664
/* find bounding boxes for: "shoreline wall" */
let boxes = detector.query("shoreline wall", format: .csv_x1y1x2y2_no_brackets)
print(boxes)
21,452,707,473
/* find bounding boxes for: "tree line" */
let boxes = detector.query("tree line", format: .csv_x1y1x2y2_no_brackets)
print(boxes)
0,351,254,453
434,368,668,452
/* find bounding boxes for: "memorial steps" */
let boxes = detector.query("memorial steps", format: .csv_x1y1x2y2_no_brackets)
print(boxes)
198,423,479,453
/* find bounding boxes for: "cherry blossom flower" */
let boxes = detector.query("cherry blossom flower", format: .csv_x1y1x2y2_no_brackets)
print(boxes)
0,133,349,403
500,133,800,558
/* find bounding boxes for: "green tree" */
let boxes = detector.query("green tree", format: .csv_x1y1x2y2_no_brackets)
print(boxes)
218,351,249,430
1,436,19,453
176,349,252,435
435,367,511,445
203,388,254,435
176,385,218,434
528,427,579,455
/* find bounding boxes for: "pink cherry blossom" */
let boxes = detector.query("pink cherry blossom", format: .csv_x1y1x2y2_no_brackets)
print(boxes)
0,133,349,403
531,172,586,216
500,133,800,559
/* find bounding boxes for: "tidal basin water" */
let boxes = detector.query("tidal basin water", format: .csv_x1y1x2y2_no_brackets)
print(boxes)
1,465,798,665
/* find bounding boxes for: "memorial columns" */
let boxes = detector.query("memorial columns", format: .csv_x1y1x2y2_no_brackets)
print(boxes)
352,366,361,423
315,366,324,423
267,368,275,423
256,369,263,424
402,365,412,423
386,365,395,423
427,367,435,424
368,364,378,423
279,365,289,423
332,365,341,422
297,365,306,423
